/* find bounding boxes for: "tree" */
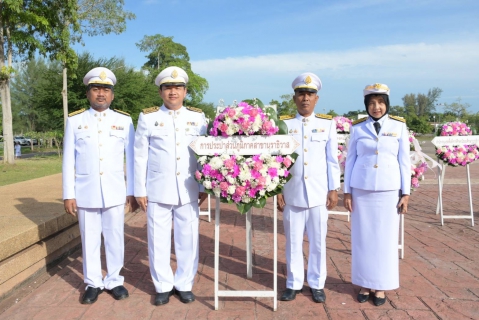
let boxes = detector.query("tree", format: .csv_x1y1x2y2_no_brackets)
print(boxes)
389,105,406,118
136,34,209,105
11,58,51,132
269,94,296,116
59,0,135,128
401,87,442,117
326,109,338,117
443,97,471,119
1,0,78,164
404,113,433,134
342,109,364,120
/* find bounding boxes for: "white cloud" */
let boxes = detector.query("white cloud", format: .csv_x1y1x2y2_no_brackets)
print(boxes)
192,41,479,80
191,41,479,112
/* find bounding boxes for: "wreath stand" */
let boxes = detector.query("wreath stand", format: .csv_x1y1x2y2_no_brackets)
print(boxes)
214,196,278,311
199,194,211,222
435,160,475,226
431,135,478,227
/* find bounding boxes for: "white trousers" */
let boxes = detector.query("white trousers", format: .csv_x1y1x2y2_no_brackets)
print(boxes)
283,204,328,290
77,205,125,290
147,201,199,293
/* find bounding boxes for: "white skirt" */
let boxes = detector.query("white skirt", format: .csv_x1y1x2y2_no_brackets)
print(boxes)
351,188,400,290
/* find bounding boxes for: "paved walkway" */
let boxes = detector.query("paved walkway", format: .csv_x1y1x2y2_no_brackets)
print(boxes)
1,162,479,319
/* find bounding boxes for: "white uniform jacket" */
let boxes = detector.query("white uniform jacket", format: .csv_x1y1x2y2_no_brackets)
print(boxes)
134,105,207,205
283,113,341,208
62,108,135,208
344,115,411,195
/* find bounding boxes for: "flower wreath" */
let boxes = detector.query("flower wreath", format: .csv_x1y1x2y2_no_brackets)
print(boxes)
195,99,298,214
409,130,428,190
333,116,352,182
435,121,479,167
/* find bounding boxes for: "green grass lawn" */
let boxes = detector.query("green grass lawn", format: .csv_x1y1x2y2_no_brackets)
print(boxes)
0,155,62,186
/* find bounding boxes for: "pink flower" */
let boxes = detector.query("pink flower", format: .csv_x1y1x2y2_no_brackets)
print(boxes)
257,176,266,186
227,108,236,117
224,158,235,169
195,171,202,180
253,161,263,171
220,182,229,191
268,168,278,178
235,186,246,196
283,157,292,168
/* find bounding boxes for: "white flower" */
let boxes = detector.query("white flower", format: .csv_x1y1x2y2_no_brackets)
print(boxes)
227,185,236,195
220,153,229,160
210,157,224,170
198,156,208,165
239,169,252,181
227,176,236,184
278,169,285,176
221,169,228,176
270,161,281,169
266,182,278,192
226,127,235,136
259,190,266,196
273,176,279,183
213,187,221,197
343,123,350,132
242,196,251,203
203,180,212,189
260,167,268,176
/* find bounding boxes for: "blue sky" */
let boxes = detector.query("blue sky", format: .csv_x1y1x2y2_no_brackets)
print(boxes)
74,0,479,115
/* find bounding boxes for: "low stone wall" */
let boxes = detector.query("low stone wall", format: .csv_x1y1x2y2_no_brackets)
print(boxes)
0,174,80,301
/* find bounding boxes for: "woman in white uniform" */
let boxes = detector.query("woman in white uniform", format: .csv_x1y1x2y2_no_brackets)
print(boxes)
343,83,410,306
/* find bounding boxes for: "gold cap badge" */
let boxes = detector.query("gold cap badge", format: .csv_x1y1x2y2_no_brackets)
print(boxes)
99,71,107,81
305,75,312,84
171,69,178,78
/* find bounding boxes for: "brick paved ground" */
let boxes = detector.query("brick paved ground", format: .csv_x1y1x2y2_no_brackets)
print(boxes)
1,162,479,319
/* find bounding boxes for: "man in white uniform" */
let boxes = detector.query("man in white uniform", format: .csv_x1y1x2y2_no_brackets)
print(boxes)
63,67,137,304
277,72,341,303
134,66,207,306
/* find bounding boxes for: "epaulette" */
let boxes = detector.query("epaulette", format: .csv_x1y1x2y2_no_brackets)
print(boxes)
113,109,130,117
315,113,332,120
389,115,406,123
186,106,204,113
68,108,86,117
352,117,367,125
279,114,295,120
142,106,159,114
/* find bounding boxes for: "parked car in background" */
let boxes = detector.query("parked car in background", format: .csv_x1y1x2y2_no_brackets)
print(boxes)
14,136,29,146
24,137,38,145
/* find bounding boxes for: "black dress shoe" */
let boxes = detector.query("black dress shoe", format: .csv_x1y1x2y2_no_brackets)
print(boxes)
155,289,174,306
357,291,370,303
109,285,129,300
310,288,326,303
373,294,386,306
175,289,195,303
280,288,302,301
81,287,103,304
